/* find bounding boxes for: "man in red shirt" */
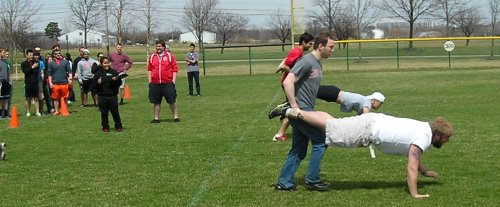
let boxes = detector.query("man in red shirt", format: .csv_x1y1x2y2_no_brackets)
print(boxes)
109,43,133,105
273,32,314,141
147,40,179,123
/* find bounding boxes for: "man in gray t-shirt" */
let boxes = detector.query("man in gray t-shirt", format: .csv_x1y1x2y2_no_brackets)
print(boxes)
185,43,200,96
275,32,336,192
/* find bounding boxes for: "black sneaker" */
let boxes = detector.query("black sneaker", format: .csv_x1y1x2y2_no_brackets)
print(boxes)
151,119,160,124
174,118,180,122
304,181,330,191
268,102,290,119
274,184,296,192
0,142,6,160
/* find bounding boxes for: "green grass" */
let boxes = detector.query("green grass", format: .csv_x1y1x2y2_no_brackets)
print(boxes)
0,67,499,206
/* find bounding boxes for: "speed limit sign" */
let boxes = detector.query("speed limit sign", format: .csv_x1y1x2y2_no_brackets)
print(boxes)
444,41,455,52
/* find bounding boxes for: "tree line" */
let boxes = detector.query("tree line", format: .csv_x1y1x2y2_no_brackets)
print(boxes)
1,0,500,54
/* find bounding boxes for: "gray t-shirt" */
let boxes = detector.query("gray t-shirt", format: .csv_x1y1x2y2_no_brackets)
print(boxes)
290,53,322,109
186,52,199,72
0,60,9,82
340,92,372,114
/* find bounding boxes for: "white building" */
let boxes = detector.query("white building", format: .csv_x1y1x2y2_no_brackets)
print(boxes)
61,29,117,46
180,31,216,44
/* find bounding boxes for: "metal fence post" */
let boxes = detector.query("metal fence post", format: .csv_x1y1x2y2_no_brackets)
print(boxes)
346,43,350,71
396,41,400,70
202,46,206,76
248,46,252,75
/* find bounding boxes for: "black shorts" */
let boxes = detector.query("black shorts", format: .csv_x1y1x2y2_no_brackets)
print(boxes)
317,85,341,102
24,83,39,98
149,83,177,104
79,79,92,94
0,82,11,99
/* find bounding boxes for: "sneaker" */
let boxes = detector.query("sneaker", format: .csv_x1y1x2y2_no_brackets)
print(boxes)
102,128,110,132
273,134,288,141
26,112,31,117
268,102,290,119
116,128,123,132
304,181,330,191
35,112,42,117
174,118,180,122
275,184,296,192
151,119,160,124
0,142,5,160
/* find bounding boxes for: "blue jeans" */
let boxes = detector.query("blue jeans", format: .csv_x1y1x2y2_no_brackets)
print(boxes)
277,107,327,188
187,71,200,95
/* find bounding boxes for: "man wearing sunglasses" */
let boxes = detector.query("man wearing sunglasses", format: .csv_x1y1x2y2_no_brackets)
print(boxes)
47,50,72,115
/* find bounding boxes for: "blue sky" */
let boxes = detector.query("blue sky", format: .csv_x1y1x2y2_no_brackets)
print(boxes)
36,0,303,32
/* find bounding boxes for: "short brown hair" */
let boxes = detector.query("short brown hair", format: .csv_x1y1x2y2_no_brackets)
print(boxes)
429,117,453,137
313,32,335,50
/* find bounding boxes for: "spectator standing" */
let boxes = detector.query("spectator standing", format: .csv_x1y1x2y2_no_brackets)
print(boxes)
42,53,54,113
21,49,41,116
147,39,179,123
0,48,12,118
76,49,97,107
47,50,72,115
109,43,133,105
93,57,123,132
185,43,201,96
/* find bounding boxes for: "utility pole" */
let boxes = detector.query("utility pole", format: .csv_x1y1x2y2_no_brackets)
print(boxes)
104,0,111,56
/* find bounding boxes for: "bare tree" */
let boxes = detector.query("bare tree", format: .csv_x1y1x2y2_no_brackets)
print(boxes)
213,11,248,54
434,0,467,37
140,0,156,55
309,0,341,34
345,0,377,59
489,0,500,57
453,7,481,46
269,10,291,51
331,11,356,48
182,0,219,54
0,0,39,51
67,0,102,48
380,0,436,49
110,0,134,44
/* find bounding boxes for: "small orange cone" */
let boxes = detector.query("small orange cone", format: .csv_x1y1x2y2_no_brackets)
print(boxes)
60,98,70,116
9,106,19,128
124,84,131,99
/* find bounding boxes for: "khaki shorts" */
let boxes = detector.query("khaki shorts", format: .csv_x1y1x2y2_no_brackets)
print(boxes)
325,113,376,147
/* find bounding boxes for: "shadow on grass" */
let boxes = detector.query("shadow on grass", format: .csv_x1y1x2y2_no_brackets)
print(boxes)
292,178,441,191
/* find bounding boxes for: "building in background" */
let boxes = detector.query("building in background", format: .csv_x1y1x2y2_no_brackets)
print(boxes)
180,31,216,44
61,29,117,47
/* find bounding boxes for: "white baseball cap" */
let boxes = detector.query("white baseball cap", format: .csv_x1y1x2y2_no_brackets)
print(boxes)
367,92,385,102
82,49,90,54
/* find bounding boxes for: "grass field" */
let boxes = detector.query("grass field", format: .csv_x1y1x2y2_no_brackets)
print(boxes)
0,66,499,206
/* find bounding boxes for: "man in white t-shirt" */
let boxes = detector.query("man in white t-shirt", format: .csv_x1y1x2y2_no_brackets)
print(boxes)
269,105,453,198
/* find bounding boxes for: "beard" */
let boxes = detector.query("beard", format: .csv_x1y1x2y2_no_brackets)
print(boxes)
432,142,443,149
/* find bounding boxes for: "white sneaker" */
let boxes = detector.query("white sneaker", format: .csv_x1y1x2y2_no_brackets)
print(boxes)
0,142,6,160
26,112,31,117
35,112,42,117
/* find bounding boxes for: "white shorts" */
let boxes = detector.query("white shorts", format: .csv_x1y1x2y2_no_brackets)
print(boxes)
325,113,376,147
119,72,126,89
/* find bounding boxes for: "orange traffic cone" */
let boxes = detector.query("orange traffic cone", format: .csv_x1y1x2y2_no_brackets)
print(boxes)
60,98,70,116
9,106,19,128
124,84,131,99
